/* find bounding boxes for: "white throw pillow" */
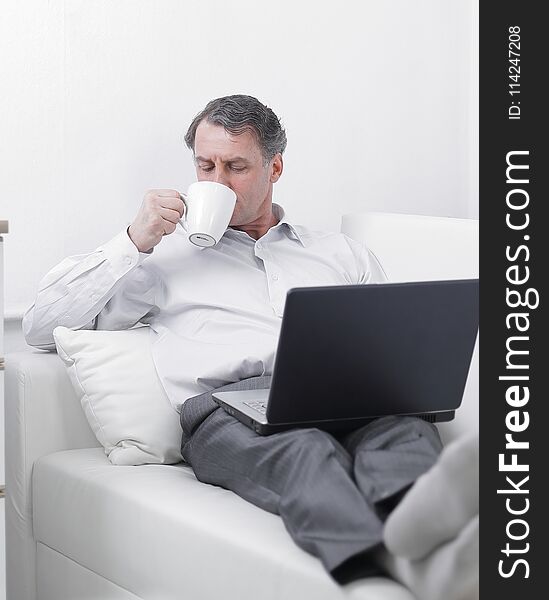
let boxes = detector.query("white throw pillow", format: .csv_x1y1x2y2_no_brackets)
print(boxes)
53,325,183,466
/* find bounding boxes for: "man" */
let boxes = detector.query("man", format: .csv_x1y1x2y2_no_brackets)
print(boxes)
23,95,477,598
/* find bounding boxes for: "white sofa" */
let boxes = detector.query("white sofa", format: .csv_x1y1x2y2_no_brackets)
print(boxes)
4,212,479,600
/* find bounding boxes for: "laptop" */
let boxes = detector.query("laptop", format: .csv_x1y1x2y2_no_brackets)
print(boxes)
212,279,479,435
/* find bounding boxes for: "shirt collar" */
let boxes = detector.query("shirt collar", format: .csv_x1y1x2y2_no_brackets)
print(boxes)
272,203,309,247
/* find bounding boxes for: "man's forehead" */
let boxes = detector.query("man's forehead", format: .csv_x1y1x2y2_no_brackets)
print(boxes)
194,121,260,160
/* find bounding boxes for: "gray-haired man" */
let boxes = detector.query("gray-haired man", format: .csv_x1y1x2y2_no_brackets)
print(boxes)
24,95,478,599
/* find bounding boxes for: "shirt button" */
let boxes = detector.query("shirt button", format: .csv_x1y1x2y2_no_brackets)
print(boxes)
272,274,279,281
256,243,263,250
125,257,132,265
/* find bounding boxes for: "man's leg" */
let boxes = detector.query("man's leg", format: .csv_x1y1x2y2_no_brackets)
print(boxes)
180,378,385,579
339,415,443,517
339,420,478,599
378,433,479,600
383,431,479,559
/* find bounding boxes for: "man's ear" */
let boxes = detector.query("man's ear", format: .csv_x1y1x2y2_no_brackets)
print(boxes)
269,154,283,183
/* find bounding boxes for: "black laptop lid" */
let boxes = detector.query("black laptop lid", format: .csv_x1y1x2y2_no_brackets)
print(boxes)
266,279,479,424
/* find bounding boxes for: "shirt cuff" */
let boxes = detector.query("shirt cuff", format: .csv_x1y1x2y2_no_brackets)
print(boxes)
97,228,153,273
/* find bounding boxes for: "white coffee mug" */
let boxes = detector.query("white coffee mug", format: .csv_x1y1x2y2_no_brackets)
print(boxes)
177,181,237,247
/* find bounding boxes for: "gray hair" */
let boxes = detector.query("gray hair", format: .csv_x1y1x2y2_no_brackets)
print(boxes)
184,95,287,164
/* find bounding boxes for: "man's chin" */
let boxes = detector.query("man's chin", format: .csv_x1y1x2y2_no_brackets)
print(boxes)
228,214,244,228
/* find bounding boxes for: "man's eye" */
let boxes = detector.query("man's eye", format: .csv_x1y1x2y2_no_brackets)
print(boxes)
230,166,246,172
199,166,214,172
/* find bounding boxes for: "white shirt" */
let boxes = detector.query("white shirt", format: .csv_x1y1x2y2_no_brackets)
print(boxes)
23,204,387,409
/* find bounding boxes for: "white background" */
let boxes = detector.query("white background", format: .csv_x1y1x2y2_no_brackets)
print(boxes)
1,3,478,595
0,0,478,323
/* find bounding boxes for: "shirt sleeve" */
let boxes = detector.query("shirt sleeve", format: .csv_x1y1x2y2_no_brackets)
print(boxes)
22,228,159,350
343,235,389,284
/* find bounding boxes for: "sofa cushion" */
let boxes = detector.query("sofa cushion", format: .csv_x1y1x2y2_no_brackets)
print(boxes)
53,326,182,465
33,448,415,600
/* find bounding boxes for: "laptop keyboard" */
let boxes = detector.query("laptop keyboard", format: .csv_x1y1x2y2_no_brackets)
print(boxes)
243,400,268,415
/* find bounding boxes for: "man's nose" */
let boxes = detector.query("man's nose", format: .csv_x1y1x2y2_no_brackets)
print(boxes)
214,171,231,188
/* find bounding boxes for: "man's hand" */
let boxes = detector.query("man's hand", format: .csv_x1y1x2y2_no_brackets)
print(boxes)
128,189,185,253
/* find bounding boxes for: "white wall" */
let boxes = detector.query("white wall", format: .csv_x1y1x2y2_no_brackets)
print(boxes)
0,0,478,327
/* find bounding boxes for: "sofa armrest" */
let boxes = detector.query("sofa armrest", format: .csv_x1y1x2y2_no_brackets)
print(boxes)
4,351,99,600
5,351,99,459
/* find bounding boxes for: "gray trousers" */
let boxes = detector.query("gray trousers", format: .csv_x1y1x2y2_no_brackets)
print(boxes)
180,376,442,580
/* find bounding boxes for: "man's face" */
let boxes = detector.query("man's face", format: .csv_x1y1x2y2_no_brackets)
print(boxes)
193,120,282,227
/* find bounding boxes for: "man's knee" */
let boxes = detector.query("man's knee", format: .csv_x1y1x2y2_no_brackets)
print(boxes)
347,415,442,455
377,416,442,451
180,376,272,441
180,394,219,437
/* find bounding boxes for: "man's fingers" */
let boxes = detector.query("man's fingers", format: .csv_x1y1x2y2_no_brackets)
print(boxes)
163,220,178,236
158,206,183,225
131,189,186,250
156,195,185,217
